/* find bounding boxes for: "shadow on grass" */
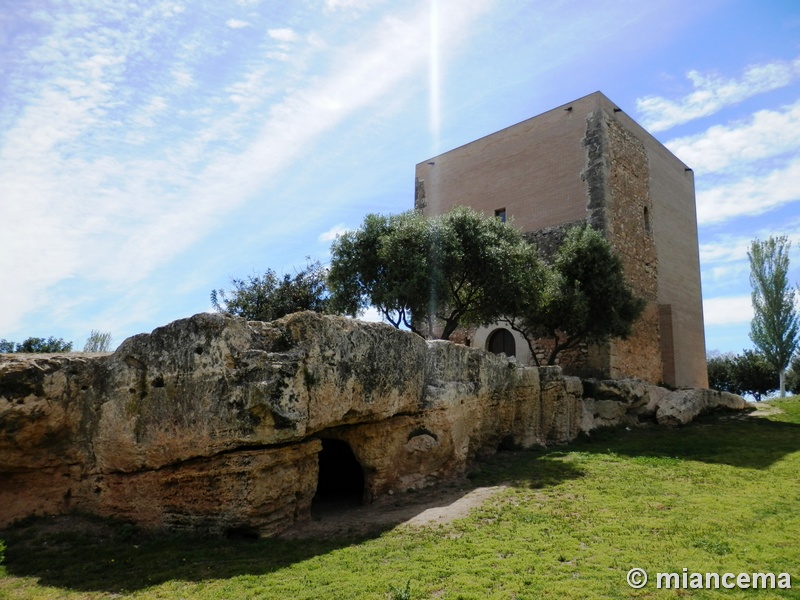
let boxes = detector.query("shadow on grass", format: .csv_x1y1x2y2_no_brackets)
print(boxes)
1,456,586,595
466,448,588,489
569,409,800,470
5,410,793,595
1,514,382,594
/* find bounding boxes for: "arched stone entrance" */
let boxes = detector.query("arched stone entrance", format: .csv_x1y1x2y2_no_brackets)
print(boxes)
487,328,516,357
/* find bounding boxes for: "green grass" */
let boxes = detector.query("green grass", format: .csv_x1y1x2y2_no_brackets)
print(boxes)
2,398,800,599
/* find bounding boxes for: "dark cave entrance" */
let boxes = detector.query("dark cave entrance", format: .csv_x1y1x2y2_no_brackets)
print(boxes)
312,438,365,512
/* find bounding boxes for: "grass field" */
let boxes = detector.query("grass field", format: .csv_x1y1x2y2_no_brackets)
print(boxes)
1,398,799,599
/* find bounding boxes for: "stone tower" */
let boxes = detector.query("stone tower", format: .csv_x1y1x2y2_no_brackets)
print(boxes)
414,91,708,389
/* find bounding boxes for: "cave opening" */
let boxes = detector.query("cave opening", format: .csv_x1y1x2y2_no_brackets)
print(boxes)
312,438,365,512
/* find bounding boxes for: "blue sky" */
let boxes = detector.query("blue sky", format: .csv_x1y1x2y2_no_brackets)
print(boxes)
1,0,799,355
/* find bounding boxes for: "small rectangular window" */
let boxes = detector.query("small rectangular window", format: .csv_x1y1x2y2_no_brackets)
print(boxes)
495,208,507,222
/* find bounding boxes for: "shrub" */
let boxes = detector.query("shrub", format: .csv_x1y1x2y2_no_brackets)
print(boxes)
1,337,73,353
707,349,777,401
83,330,113,353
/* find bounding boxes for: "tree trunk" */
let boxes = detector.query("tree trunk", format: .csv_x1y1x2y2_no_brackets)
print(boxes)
780,368,786,398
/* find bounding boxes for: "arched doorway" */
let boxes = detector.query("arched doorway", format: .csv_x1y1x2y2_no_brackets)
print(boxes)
487,328,516,357
312,439,365,512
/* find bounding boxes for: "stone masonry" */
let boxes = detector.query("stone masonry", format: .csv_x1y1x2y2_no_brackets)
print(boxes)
415,92,707,388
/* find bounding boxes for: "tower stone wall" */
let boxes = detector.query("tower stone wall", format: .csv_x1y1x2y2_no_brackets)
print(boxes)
415,91,708,388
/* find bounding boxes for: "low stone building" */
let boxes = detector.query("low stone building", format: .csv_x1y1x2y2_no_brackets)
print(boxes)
415,91,707,388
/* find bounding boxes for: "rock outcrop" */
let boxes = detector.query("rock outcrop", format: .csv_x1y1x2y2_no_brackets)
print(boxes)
579,377,748,430
0,311,747,536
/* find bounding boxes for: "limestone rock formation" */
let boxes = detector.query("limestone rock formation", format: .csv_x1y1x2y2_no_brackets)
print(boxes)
0,311,747,536
579,377,747,431
655,388,748,426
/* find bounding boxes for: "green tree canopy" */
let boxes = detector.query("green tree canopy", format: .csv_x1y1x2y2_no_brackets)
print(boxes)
328,207,544,340
211,259,331,322
748,236,799,397
707,349,777,401
707,351,737,394
786,353,800,395
734,349,778,401
503,224,645,366
1,337,74,353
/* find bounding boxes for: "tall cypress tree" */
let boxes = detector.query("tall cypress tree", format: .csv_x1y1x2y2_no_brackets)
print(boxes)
748,236,799,397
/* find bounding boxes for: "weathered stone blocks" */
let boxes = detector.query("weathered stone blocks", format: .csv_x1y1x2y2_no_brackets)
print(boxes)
0,311,746,536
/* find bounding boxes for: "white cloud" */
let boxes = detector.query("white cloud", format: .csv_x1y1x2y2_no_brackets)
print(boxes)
355,306,386,323
703,296,753,326
667,99,800,173
318,224,349,242
324,0,377,12
172,69,194,88
696,157,800,225
226,19,250,29
700,223,800,264
267,27,298,42
188,0,494,207
131,95,168,127
0,0,493,334
637,56,800,132
699,225,800,296
703,263,750,287
699,236,752,265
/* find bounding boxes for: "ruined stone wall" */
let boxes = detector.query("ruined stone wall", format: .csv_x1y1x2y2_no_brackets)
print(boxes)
602,114,663,383
597,97,708,388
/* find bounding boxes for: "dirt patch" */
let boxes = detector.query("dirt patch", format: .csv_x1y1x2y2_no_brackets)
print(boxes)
2,482,509,544
281,481,509,539
748,402,784,417
718,401,784,421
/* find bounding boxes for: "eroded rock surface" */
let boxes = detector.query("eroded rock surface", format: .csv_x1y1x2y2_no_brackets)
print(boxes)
0,311,746,536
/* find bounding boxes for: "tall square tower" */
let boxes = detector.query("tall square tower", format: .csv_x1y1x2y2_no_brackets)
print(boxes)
415,91,708,389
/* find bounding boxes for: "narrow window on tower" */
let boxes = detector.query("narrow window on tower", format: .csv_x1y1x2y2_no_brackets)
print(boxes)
643,206,651,234
495,208,507,222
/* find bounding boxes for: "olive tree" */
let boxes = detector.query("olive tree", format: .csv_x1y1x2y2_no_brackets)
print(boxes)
503,224,645,366
707,351,737,393
707,349,778,401
328,207,544,340
211,259,331,322
733,349,777,401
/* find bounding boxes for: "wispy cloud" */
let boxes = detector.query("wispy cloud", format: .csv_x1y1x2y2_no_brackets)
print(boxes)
0,0,492,334
701,223,800,261
703,296,753,326
700,235,753,265
699,223,800,294
267,27,298,42
318,224,349,242
695,157,800,225
324,0,378,12
667,99,800,173
637,56,800,132
226,19,250,29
